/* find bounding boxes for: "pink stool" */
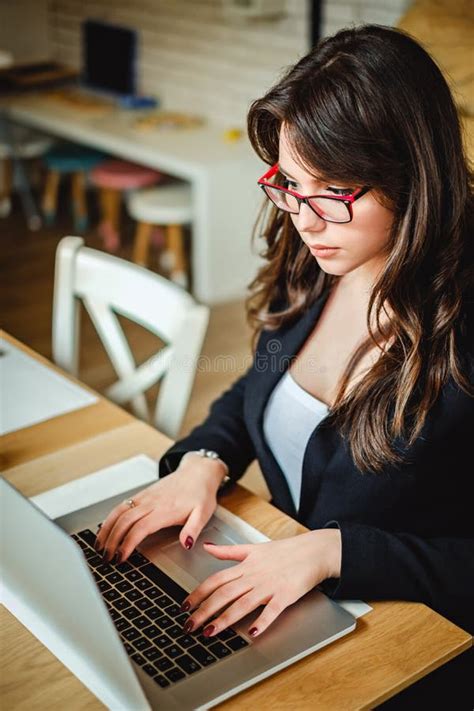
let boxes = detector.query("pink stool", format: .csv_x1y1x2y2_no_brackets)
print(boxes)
90,160,165,251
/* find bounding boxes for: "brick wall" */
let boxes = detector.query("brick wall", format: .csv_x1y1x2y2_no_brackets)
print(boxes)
49,0,411,127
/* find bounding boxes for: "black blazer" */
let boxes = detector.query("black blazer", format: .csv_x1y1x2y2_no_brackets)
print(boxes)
159,288,474,635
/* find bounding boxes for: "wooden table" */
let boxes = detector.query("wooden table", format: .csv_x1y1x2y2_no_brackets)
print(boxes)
1,332,472,710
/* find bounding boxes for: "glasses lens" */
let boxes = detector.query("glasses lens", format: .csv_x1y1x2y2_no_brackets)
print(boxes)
309,197,350,223
263,186,299,213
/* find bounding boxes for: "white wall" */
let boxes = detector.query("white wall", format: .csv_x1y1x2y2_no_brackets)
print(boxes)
0,0,51,63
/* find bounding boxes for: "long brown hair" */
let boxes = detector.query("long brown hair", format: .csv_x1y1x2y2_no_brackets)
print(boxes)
246,24,474,474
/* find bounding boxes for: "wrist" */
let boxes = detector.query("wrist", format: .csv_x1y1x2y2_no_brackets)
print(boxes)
181,451,229,487
306,528,342,580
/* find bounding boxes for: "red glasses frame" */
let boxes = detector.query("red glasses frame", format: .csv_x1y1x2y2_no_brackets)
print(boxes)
257,163,371,223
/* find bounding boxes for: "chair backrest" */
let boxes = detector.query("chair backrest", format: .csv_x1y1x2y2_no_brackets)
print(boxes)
52,236,209,439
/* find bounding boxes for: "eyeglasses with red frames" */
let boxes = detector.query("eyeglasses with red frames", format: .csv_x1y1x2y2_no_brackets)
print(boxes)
257,163,371,224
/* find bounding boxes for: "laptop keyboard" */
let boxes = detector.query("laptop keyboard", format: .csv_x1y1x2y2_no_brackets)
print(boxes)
71,528,249,688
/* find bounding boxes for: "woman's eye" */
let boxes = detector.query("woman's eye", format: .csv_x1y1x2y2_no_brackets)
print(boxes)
282,178,298,190
327,187,353,195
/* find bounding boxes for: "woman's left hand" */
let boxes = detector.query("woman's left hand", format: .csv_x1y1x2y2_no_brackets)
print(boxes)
180,528,342,639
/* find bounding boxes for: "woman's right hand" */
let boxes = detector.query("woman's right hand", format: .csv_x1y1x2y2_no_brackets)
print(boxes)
94,453,228,563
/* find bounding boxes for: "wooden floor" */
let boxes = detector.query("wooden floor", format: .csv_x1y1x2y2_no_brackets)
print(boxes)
0,187,269,498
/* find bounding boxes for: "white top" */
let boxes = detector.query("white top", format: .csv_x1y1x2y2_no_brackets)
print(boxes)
263,370,329,512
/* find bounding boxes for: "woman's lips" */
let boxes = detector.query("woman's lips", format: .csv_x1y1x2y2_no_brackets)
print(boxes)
308,245,340,257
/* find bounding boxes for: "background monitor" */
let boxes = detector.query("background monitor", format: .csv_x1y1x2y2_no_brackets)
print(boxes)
82,19,137,97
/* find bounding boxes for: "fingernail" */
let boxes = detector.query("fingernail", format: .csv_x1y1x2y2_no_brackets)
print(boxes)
203,624,215,637
97,523,102,529
94,540,102,552
249,627,258,637
185,536,194,550
180,601,191,612
111,552,120,565
183,619,194,633
203,541,215,545
102,551,110,562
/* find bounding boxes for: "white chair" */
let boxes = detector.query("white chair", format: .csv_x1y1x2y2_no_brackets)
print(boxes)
52,236,209,439
126,183,193,288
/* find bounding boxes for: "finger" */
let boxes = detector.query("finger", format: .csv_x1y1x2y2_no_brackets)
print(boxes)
116,511,160,562
181,566,243,612
244,595,285,638
184,578,253,633
199,588,269,638
202,542,252,561
101,506,151,560
95,500,137,551
180,504,213,551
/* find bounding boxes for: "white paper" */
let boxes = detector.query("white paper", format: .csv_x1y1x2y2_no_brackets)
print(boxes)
0,338,98,435
31,454,372,620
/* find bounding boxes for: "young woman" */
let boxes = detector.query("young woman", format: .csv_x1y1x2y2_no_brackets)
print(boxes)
96,24,473,659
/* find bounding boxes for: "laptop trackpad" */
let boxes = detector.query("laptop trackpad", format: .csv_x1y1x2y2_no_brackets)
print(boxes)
160,525,241,583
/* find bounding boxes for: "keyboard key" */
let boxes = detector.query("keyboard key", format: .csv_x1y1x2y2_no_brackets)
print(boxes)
196,633,217,647
97,563,114,576
93,572,101,582
123,628,141,641
125,589,143,602
129,551,149,567
175,654,201,675
98,580,111,593
163,604,181,617
154,674,171,688
116,561,133,574
84,547,96,560
156,615,173,629
165,667,185,683
167,624,184,639
108,607,120,621
106,572,124,585
104,589,120,602
143,625,161,639
144,647,163,662
143,664,158,678
208,641,232,658
87,556,103,568
175,613,188,626
125,570,143,583
155,657,173,672
136,598,153,611
123,607,140,620
116,580,133,593
115,618,131,632
134,615,151,630
162,644,182,659
217,628,236,641
131,652,146,666
146,586,161,600
176,634,194,649
140,564,188,604
133,637,152,651
113,598,131,611
124,642,134,654
226,635,249,651
188,645,217,667
77,529,97,547
136,578,153,591
156,594,173,608
154,634,173,648
145,608,162,621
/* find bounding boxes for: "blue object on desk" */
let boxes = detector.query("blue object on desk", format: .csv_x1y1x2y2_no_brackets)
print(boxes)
119,95,159,110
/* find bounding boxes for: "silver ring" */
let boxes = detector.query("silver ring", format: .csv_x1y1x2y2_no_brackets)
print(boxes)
125,498,136,509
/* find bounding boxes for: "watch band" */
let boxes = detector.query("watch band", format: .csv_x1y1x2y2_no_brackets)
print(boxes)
185,449,230,489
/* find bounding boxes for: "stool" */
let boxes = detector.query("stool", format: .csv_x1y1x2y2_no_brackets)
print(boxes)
0,121,53,227
89,160,164,252
42,143,106,231
126,183,193,288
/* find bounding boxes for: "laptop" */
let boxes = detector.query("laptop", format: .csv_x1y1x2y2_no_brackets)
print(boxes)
0,476,356,710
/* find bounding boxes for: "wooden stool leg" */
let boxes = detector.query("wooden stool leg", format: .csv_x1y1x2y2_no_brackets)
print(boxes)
166,224,188,288
42,170,60,225
98,187,121,252
0,158,13,217
71,171,88,232
132,221,153,266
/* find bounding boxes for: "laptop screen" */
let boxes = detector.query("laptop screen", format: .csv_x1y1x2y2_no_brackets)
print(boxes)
82,19,137,97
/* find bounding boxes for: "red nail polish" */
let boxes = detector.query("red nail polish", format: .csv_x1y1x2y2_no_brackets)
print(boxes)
185,536,194,550
249,627,258,637
183,619,194,633
203,541,215,545
180,601,191,612
203,624,215,637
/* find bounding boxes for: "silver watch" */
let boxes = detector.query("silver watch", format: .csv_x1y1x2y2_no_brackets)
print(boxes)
190,449,230,488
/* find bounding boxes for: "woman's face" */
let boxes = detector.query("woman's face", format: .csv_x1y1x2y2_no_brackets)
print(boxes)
279,125,394,286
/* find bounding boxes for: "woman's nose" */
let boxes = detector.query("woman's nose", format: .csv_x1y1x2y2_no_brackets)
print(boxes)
293,202,326,232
